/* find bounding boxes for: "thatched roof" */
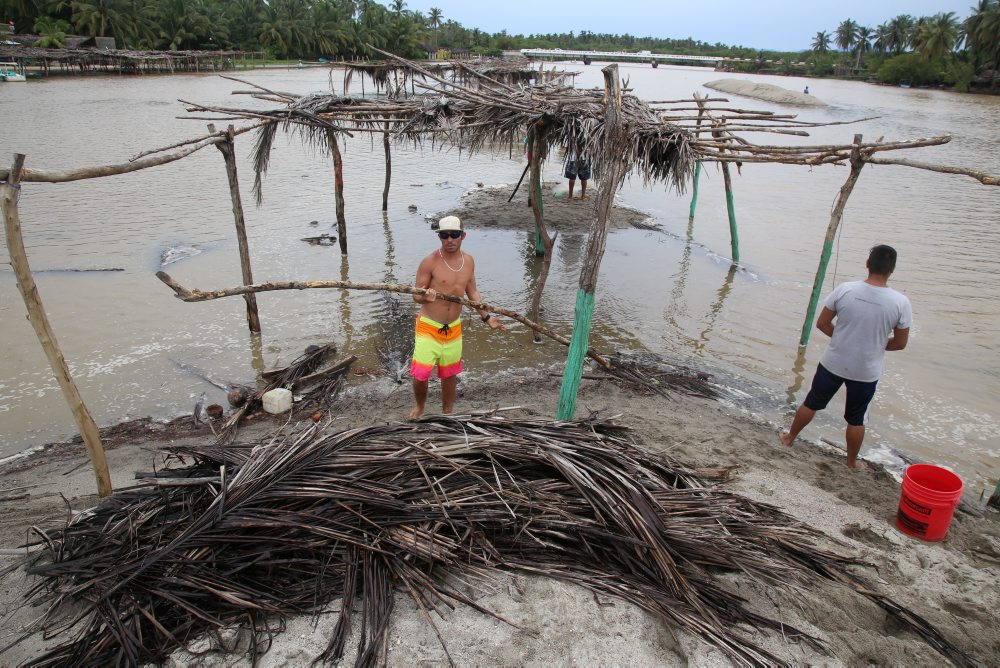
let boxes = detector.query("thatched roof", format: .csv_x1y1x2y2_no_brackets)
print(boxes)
0,44,243,63
182,51,964,208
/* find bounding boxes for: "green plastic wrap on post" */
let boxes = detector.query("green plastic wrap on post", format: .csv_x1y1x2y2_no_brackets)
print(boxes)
557,289,596,420
800,237,835,346
688,161,701,223
725,182,739,263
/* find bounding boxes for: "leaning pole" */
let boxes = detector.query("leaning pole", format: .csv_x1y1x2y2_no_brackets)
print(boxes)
799,134,865,346
557,65,629,420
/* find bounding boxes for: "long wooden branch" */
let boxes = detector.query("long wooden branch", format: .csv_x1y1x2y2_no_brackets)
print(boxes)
0,135,223,183
155,272,611,369
866,157,1000,185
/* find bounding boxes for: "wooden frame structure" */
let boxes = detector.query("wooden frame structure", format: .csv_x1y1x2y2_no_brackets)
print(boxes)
4,53,999,494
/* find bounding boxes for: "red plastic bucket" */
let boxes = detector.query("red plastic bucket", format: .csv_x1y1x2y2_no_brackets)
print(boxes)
896,464,963,541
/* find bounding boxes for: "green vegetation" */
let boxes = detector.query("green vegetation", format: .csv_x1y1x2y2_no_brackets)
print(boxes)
808,3,999,89
1,1,997,90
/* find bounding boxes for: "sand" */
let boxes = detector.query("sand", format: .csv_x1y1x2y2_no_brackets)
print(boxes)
439,181,654,234
2,367,998,666
704,79,826,107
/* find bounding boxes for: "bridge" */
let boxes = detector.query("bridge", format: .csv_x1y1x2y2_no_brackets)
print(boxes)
519,48,731,65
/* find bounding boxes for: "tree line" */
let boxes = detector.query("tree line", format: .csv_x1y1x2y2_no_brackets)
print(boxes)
807,4,999,89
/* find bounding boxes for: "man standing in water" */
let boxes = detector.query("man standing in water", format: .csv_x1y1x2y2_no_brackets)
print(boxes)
409,216,504,418
781,245,912,468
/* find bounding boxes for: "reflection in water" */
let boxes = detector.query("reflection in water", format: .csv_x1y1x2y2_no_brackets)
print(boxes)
664,238,693,328
786,346,809,406
247,333,265,376
694,264,736,353
381,211,397,282
339,257,353,351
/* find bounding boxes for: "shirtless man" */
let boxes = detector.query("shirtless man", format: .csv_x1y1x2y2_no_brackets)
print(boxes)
781,245,912,468
409,216,504,418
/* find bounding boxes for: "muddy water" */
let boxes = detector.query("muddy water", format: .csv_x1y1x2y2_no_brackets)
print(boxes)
1,64,998,488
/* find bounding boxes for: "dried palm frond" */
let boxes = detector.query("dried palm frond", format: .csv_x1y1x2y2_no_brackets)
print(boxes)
11,415,974,668
599,351,719,399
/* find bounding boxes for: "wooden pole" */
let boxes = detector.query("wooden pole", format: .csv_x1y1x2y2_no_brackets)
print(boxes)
688,94,707,228
557,65,628,420
721,160,740,263
210,124,261,333
527,126,547,256
799,134,865,347
2,155,112,497
381,121,391,212
326,129,348,255
155,271,611,368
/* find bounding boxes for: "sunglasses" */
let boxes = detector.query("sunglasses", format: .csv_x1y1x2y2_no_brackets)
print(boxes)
437,230,462,239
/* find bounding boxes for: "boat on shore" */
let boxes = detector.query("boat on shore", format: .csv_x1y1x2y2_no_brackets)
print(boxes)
0,61,26,82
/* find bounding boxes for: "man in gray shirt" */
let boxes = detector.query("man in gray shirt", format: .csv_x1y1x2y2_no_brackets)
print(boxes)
781,245,912,468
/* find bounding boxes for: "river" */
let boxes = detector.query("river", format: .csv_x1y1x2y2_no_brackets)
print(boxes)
1,63,998,489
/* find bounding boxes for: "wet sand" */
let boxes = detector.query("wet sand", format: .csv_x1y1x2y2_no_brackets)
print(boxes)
2,368,998,666
704,78,826,106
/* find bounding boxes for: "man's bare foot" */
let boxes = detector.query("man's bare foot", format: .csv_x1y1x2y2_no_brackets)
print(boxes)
847,460,869,470
580,195,588,200
779,430,794,447
408,407,423,420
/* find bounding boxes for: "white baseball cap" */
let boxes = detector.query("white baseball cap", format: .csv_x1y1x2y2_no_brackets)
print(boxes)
436,215,463,231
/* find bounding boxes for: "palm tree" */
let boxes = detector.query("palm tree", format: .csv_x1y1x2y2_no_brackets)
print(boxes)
964,0,1000,74
69,0,129,40
811,30,831,54
389,0,404,16
427,5,441,51
886,14,915,54
853,26,872,69
308,0,351,56
155,0,212,50
835,18,859,52
33,15,71,47
914,11,961,61
873,23,891,54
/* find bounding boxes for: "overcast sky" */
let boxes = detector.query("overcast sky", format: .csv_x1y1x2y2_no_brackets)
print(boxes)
394,1,975,51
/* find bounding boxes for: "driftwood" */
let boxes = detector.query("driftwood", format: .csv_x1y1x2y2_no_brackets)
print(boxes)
155,271,612,369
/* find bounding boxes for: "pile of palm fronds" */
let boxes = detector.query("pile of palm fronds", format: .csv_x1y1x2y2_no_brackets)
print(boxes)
10,414,972,667
599,351,719,399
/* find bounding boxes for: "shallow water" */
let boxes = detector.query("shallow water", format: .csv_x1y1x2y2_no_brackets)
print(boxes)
1,64,998,488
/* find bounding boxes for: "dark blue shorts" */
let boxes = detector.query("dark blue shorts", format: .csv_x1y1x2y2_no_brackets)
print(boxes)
803,363,878,426
564,160,591,181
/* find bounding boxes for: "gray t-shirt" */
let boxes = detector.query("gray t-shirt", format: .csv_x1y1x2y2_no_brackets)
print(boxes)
819,280,912,382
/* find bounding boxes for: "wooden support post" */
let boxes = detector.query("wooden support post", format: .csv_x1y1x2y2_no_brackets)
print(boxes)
2,155,112,497
325,129,348,255
688,94,707,230
800,134,865,347
557,65,628,420
720,160,740,263
382,121,391,212
210,124,261,333
527,125,547,256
